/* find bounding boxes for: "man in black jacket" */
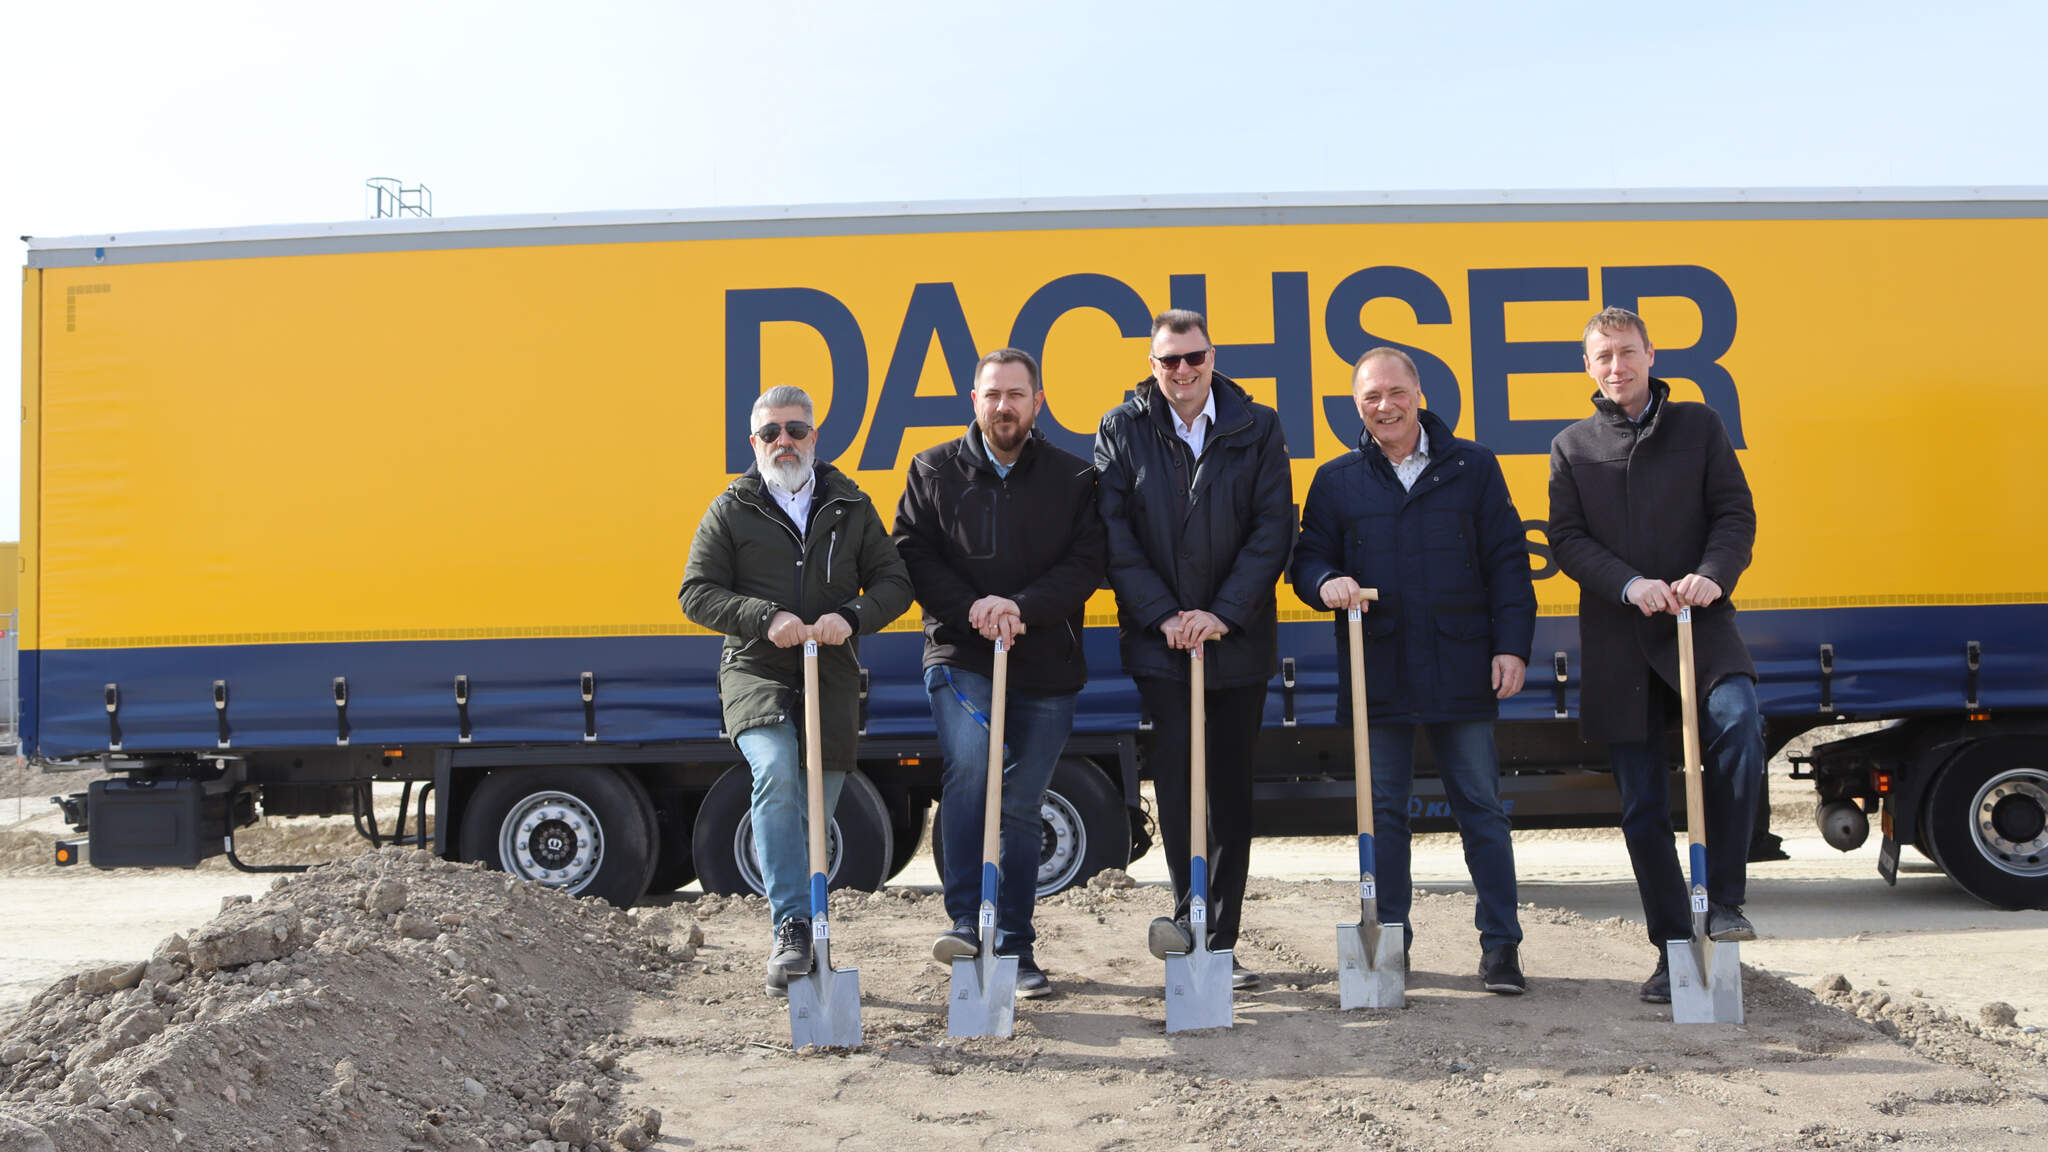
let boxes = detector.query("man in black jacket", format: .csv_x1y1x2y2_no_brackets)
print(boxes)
1548,306,1764,1005
1290,347,1537,994
1094,309,1294,989
893,348,1107,999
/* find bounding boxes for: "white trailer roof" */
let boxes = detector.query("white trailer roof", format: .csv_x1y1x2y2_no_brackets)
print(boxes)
23,187,2048,268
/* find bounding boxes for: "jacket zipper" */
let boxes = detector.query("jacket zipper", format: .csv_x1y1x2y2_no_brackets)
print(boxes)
826,529,838,584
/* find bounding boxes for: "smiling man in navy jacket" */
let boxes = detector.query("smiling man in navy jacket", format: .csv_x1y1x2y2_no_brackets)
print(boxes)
1291,346,1537,994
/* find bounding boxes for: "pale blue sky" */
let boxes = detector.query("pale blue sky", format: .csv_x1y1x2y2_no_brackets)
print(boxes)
6,0,2044,539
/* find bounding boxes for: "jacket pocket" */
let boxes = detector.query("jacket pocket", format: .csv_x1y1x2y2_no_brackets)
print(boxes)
1431,613,1496,713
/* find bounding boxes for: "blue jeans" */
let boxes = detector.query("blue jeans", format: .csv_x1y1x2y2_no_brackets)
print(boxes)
926,664,1077,958
734,720,846,928
1368,720,1522,952
1606,675,1765,945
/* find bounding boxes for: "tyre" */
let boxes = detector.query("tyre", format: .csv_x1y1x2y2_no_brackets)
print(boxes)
932,756,1132,898
457,765,655,908
1921,739,2048,911
691,763,894,896
887,801,930,882
643,788,701,896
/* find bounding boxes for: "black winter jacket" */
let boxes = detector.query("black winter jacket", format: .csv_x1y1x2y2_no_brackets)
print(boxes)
891,424,1106,695
1290,408,1537,723
677,463,914,772
1547,379,1757,744
1093,374,1294,688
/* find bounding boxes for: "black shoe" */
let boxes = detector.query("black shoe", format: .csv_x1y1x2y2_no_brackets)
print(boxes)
1014,956,1052,1000
1707,903,1757,942
1640,954,1672,1004
1230,961,1261,990
1147,916,1193,960
932,924,979,963
765,916,812,996
1480,944,1526,994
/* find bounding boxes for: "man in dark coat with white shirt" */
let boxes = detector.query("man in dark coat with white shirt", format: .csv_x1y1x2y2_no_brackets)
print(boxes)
1291,347,1537,994
1547,306,1764,1005
1094,308,1294,989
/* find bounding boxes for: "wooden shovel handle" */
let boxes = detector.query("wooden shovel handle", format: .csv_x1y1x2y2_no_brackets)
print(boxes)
1345,592,1380,838
803,641,827,879
1189,644,1206,869
982,640,1008,868
1676,609,1707,853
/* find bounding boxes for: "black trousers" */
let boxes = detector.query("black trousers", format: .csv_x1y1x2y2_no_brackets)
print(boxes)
1135,676,1267,951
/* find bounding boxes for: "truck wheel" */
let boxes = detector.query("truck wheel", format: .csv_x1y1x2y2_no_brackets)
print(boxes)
932,757,1131,898
1923,740,2048,910
458,766,654,908
691,764,894,896
643,790,700,896
888,801,929,882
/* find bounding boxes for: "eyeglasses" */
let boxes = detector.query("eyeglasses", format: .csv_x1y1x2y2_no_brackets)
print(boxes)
753,421,813,444
1152,349,1212,370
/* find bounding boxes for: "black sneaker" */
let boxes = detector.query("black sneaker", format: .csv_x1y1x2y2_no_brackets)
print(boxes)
932,924,979,963
1640,953,1672,1004
1480,944,1526,995
765,916,812,997
1014,956,1052,1000
1230,961,1261,990
1147,916,1193,961
1707,903,1757,942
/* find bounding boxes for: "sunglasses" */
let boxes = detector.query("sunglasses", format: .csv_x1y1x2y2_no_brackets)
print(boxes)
1152,348,1212,370
753,421,814,444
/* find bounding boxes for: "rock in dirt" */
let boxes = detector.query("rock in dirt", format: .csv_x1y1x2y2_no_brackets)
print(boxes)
0,1113,55,1152
1818,972,1852,993
186,903,305,971
1982,1001,2020,1028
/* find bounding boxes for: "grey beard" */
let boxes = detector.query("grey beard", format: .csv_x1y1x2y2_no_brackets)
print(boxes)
764,456,812,493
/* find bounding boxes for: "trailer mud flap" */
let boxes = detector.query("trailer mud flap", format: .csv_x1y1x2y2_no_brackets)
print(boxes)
1877,835,1900,885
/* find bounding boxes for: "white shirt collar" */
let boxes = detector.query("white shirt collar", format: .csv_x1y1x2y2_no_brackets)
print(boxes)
1171,388,1217,437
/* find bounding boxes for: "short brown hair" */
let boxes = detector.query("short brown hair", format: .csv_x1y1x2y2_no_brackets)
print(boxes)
974,347,1041,391
1150,309,1209,341
1351,346,1420,386
1583,306,1650,349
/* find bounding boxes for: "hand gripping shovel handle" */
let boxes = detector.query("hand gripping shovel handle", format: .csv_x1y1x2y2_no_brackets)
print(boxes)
1676,608,1709,936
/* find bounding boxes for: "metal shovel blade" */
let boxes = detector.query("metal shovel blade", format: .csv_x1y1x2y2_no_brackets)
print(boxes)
947,947,1018,1038
1165,941,1235,1033
1337,918,1407,1010
788,937,864,1049
1667,937,1743,1024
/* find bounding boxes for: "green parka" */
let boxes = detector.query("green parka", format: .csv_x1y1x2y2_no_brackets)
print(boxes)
677,463,913,772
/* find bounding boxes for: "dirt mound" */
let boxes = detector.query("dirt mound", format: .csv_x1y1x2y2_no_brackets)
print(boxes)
0,846,692,1151
620,878,2048,1150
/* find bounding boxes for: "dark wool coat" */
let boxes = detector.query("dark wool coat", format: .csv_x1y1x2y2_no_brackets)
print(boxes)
891,424,1107,696
1547,379,1757,744
677,462,914,773
1093,373,1295,688
1290,408,1537,724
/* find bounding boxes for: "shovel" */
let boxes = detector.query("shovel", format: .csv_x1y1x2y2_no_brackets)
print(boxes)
788,638,864,1049
1165,641,1235,1033
1337,597,1406,1010
948,638,1019,1038
1667,607,1744,1024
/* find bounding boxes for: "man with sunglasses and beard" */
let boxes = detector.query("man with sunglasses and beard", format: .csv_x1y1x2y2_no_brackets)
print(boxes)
892,348,1107,1000
679,384,913,997
1094,309,1294,989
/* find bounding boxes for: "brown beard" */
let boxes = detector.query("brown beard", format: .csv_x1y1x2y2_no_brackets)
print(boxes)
982,417,1029,454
